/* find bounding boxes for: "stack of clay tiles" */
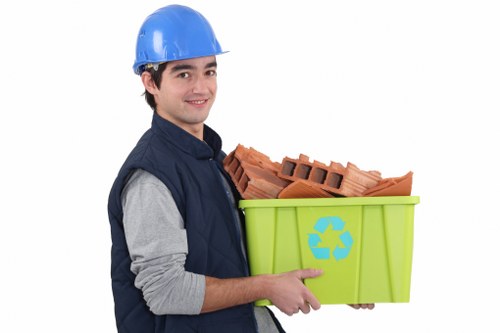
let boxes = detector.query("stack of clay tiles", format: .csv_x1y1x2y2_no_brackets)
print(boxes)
223,145,291,199
223,144,413,200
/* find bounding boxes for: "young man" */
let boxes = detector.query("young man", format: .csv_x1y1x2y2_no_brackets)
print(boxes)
107,5,324,333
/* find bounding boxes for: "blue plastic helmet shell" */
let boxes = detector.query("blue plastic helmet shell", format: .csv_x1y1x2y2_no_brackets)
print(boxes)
133,5,227,75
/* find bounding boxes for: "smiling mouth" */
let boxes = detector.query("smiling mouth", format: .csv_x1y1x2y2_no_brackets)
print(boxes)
187,99,208,105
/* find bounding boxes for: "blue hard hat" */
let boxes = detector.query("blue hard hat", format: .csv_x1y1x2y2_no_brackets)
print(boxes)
132,5,227,75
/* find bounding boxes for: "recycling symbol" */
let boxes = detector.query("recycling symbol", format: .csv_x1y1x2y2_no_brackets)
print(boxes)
308,216,353,261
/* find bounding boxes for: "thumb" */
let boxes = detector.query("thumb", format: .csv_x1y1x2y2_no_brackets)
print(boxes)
297,268,323,279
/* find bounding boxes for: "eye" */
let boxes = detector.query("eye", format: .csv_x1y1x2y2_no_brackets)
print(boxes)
178,72,190,79
206,69,217,77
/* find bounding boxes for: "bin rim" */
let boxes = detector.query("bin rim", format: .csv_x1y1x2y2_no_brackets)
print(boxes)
239,196,420,209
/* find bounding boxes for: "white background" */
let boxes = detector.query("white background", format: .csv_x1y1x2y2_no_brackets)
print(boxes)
1,0,499,332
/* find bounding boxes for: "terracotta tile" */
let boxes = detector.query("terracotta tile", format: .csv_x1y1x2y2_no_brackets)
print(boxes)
278,180,334,199
240,162,290,199
279,155,346,196
223,145,290,199
233,144,281,173
363,171,413,197
224,145,413,199
338,162,383,197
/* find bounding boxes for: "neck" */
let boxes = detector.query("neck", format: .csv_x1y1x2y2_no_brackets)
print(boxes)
188,125,204,141
155,112,204,140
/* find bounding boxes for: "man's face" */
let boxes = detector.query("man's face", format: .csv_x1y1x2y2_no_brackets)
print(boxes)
153,56,218,137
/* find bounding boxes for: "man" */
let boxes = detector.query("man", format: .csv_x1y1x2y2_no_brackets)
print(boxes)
108,5,323,333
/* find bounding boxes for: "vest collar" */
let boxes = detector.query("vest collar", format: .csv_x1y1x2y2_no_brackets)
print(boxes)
151,113,222,159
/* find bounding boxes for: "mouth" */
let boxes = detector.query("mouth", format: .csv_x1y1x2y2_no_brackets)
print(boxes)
186,99,209,105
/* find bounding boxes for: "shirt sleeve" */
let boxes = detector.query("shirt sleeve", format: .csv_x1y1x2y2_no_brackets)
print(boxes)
121,169,205,315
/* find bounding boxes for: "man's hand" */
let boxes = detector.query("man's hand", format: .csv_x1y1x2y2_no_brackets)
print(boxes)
266,269,323,316
201,268,322,315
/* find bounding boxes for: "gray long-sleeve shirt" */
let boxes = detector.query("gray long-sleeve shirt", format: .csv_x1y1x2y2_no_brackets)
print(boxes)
122,169,279,332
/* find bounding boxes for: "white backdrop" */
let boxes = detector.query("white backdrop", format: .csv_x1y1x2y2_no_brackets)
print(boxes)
1,0,499,332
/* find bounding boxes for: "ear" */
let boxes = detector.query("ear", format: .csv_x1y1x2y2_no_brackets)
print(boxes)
141,71,159,94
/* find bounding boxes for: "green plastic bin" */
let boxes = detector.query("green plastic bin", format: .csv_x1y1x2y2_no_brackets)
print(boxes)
239,196,420,306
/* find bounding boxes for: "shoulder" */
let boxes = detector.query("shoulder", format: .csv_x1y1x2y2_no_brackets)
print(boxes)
124,169,166,189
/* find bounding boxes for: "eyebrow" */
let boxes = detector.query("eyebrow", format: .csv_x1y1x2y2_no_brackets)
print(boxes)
170,61,218,73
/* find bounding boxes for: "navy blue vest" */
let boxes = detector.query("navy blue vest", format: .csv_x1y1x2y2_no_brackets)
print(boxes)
108,114,263,332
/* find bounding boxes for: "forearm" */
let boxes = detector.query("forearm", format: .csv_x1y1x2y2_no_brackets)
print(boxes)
201,275,269,313
202,269,323,316
135,254,205,315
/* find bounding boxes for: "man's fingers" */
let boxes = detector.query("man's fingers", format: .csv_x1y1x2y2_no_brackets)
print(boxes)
348,303,375,310
299,301,311,314
274,269,322,316
297,268,323,279
296,269,322,311
305,290,321,311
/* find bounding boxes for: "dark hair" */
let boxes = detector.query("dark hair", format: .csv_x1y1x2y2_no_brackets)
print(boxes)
142,62,168,111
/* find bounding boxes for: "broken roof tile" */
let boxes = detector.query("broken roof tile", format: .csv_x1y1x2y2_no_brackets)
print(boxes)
224,144,413,199
278,155,346,196
278,179,334,199
363,171,413,197
223,145,290,199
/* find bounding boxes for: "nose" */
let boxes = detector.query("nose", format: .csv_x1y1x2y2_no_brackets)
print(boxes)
191,75,212,94
193,76,208,94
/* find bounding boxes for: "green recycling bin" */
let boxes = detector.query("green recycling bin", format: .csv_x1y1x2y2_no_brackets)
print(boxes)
240,196,420,306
